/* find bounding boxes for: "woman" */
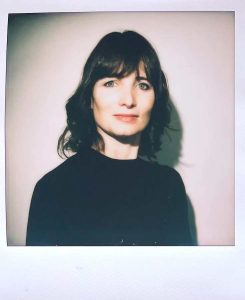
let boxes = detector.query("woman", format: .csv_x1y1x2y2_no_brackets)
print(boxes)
26,30,193,246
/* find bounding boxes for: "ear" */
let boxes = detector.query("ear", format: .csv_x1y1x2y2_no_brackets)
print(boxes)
90,98,94,109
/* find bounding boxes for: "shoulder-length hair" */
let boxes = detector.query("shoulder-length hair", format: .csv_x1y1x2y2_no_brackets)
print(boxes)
58,30,171,160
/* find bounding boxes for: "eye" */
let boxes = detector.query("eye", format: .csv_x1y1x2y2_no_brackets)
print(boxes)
104,80,116,87
138,82,151,90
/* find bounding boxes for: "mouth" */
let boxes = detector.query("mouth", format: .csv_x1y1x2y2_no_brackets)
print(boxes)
113,114,139,123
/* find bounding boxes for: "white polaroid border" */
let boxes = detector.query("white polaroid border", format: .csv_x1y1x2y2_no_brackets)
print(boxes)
0,1,244,299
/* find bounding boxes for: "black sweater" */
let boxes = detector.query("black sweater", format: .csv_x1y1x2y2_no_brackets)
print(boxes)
26,147,193,246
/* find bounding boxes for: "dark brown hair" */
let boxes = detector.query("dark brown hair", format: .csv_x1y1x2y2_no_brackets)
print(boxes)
58,30,171,160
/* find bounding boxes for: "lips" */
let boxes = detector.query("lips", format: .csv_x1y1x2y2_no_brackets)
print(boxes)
113,114,139,122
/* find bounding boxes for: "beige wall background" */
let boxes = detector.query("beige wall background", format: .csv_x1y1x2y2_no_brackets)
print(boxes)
6,12,234,246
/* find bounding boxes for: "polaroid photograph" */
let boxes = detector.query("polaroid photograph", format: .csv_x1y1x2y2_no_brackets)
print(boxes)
1,3,244,300
5,12,234,247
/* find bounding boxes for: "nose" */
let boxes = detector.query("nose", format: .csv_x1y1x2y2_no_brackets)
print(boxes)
118,88,136,108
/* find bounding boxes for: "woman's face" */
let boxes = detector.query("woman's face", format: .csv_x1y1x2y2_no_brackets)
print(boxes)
91,64,155,141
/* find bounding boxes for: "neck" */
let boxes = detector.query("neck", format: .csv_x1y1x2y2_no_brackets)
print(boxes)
93,129,141,160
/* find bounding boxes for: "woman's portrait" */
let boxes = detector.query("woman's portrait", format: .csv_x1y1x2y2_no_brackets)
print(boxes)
5,12,234,246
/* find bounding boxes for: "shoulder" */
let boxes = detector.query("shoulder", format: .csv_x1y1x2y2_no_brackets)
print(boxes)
35,154,80,190
138,159,186,198
139,159,184,184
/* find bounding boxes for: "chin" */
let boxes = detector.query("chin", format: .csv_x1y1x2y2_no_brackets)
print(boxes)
109,128,143,139
97,122,148,141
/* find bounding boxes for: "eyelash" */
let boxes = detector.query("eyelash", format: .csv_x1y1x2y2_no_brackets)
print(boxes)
138,82,150,90
103,80,151,90
104,80,115,87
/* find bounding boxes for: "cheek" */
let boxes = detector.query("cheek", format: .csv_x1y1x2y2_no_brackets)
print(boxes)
93,101,111,117
92,90,116,111
142,98,155,118
92,97,114,124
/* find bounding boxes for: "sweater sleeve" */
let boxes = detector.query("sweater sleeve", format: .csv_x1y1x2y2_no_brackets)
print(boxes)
26,179,60,246
166,169,194,246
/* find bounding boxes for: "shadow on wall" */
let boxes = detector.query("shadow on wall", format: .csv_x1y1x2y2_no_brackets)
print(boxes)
157,98,198,245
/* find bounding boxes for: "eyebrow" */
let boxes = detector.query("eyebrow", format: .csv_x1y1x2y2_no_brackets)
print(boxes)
135,76,149,81
101,75,150,82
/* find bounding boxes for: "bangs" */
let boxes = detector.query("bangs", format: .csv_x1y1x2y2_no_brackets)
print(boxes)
93,54,152,83
87,31,160,87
